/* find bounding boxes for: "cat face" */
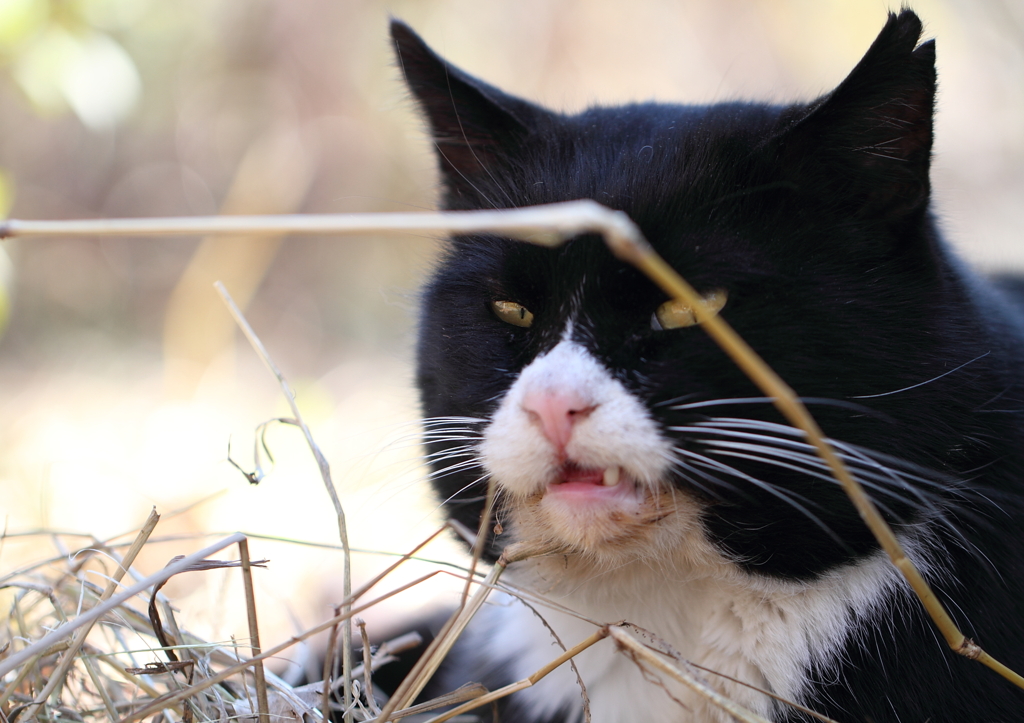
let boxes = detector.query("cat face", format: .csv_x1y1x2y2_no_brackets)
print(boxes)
398,13,998,581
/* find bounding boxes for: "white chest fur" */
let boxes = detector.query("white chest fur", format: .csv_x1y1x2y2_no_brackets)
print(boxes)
474,552,902,722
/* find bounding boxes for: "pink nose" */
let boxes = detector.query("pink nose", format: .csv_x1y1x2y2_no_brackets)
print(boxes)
521,389,596,452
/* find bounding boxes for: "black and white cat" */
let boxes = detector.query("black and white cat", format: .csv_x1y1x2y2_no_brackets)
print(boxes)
395,11,1024,722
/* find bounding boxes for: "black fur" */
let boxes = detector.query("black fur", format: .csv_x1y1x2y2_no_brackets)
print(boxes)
396,11,1024,721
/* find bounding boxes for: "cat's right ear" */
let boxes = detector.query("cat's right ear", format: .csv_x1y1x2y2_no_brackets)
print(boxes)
390,20,543,205
773,10,935,223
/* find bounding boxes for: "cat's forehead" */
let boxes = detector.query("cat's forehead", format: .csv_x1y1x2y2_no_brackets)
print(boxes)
446,101,787,294
514,102,787,221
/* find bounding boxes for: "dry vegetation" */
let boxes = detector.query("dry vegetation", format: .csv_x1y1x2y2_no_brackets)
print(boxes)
1,2,1022,723
4,201,1023,723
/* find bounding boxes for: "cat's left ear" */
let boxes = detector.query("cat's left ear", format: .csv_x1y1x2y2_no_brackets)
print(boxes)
776,10,935,221
390,20,546,205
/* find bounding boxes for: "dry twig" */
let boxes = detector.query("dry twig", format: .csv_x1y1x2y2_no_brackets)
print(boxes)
216,280,357,721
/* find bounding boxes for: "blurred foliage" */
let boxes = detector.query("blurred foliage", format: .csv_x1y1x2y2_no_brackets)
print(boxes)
0,0,1017,368
0,0,146,341
0,0,432,366
0,168,10,216
0,0,154,128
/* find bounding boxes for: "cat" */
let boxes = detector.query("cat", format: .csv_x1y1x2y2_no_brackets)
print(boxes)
394,10,1024,722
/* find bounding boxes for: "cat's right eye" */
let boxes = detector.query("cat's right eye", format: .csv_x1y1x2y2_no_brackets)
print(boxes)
492,300,534,328
651,289,728,331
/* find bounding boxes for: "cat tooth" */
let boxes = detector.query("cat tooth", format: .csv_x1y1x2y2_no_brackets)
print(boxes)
602,466,621,487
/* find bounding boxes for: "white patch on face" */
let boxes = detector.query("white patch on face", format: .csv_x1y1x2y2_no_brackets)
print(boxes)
481,337,671,493
480,337,682,551
469,331,913,722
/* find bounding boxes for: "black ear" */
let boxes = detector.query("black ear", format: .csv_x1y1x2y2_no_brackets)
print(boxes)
778,10,935,221
390,20,545,206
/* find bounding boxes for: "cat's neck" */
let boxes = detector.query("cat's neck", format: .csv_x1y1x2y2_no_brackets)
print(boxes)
493,548,906,722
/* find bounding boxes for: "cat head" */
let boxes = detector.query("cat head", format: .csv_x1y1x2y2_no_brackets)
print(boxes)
396,13,998,579
392,12,934,220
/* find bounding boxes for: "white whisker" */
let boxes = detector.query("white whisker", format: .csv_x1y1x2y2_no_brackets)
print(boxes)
675,447,848,546
850,351,991,399
437,473,492,509
698,439,925,508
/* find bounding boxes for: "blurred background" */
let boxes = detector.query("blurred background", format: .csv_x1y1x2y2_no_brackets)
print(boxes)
0,0,1021,667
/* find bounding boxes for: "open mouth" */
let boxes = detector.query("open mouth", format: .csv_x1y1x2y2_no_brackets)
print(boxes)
552,462,622,487
546,462,638,502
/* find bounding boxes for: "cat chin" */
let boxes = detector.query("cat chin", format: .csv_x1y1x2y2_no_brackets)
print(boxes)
508,486,706,561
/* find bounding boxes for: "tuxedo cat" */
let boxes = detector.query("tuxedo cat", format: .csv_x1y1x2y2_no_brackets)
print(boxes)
395,11,1024,722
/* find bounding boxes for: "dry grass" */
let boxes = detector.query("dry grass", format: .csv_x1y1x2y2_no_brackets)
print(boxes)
2,202,1022,723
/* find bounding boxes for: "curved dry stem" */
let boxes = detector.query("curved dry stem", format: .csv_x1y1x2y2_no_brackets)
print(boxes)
375,535,570,722
608,626,772,723
623,247,1024,690
419,629,610,723
215,281,356,720
622,623,840,723
6,201,1022,693
374,559,505,722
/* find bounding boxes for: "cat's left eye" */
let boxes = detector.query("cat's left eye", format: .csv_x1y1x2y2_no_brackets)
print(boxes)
492,300,534,328
651,289,728,330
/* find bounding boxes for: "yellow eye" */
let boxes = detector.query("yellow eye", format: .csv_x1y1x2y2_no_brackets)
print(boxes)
492,300,534,328
652,289,728,330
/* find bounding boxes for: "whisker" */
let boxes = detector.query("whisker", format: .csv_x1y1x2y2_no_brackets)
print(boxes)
669,397,772,411
424,443,478,456
422,436,483,448
690,420,956,493
423,453,479,470
675,448,849,548
667,414,990,562
706,447,903,521
850,351,991,399
665,457,739,501
437,473,492,508
420,416,487,426
669,397,879,415
427,459,483,477
697,438,932,506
